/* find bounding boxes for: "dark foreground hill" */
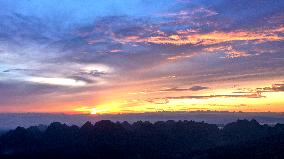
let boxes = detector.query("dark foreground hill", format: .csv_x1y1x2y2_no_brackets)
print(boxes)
0,119,284,159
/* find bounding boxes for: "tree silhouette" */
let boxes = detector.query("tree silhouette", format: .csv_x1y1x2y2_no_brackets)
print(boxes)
0,119,284,159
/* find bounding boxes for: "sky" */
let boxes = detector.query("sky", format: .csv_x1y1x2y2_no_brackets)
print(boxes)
0,0,283,114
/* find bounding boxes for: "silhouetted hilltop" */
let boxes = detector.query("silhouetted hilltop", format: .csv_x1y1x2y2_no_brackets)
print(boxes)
0,119,284,159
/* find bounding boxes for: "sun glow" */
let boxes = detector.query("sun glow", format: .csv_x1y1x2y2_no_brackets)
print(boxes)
90,108,97,114
71,80,284,114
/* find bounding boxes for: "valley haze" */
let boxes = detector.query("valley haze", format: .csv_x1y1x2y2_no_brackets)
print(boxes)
1,111,284,130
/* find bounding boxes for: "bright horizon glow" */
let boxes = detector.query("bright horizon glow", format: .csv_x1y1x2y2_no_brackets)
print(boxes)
90,108,97,115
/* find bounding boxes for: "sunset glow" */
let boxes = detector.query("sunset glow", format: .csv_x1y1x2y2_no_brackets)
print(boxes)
0,0,283,114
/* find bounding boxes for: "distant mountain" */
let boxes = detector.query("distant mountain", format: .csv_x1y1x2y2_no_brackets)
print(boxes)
1,112,284,130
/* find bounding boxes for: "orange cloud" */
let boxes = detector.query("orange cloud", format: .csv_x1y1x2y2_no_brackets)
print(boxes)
113,35,145,44
167,53,195,61
108,25,284,48
144,26,284,46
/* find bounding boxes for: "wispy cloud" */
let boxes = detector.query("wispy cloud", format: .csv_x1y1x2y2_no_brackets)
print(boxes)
164,93,264,100
234,83,284,94
259,84,284,92
167,53,196,61
2,68,37,73
160,85,209,92
203,45,249,58
26,77,87,87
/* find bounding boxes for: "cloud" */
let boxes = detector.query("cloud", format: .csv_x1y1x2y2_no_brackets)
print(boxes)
76,14,283,64
208,104,248,107
109,49,124,53
203,45,249,58
25,77,87,87
167,53,196,61
142,26,284,46
234,83,284,94
146,98,169,105
257,84,284,92
2,68,36,73
160,85,209,92
0,81,65,106
159,7,218,19
165,93,264,100
190,86,209,91
147,92,264,106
